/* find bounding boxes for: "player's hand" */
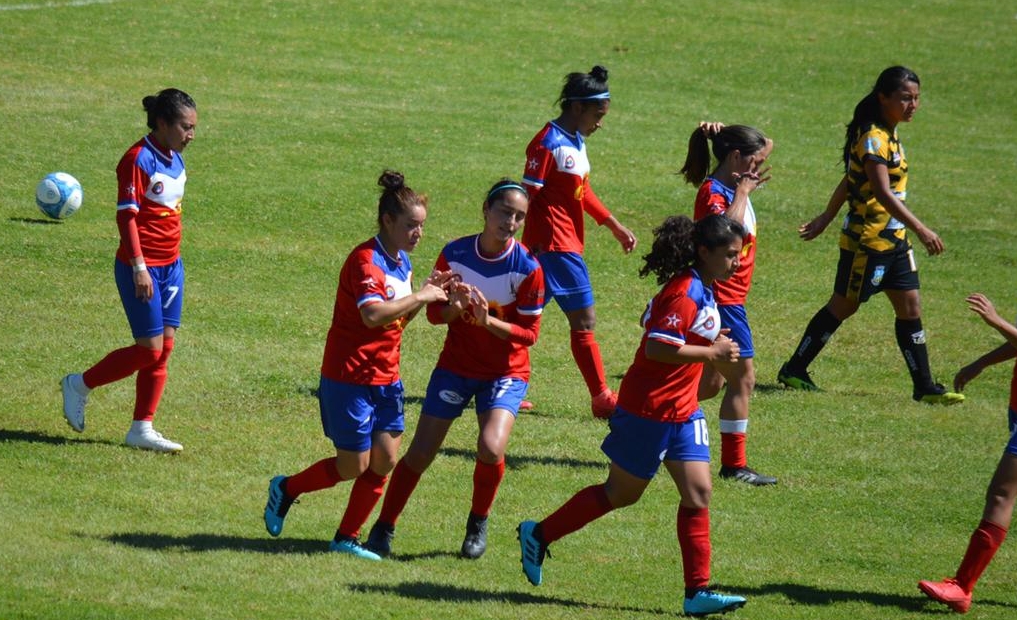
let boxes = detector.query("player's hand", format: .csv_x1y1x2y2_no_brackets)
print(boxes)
134,270,153,302
606,218,637,254
798,212,834,241
469,286,490,325
447,282,473,313
953,362,983,392
915,226,944,256
966,293,1002,326
734,167,771,195
698,121,724,136
712,333,740,363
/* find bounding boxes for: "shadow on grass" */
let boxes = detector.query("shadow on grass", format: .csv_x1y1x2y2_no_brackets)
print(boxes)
439,446,604,471
100,532,328,554
349,580,671,615
739,581,1016,613
0,428,119,447
9,216,61,225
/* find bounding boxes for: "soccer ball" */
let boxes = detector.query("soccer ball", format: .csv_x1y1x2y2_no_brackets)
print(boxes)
36,172,83,220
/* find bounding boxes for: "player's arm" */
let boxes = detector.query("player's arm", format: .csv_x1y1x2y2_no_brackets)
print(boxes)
864,159,943,255
644,332,740,365
365,269,455,327
953,294,1017,392
116,156,153,301
585,186,637,253
799,175,848,241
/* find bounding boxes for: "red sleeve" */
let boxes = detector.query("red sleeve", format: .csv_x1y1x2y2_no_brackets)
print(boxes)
693,182,729,219
426,253,453,324
522,137,553,197
115,209,144,260
582,183,611,225
505,313,540,346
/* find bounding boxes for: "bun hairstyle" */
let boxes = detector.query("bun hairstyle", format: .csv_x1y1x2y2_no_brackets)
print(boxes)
142,88,196,131
639,214,745,284
842,66,920,169
377,169,427,228
557,65,610,111
679,125,769,185
484,177,527,206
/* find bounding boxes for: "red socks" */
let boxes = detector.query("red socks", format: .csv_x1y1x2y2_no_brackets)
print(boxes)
377,459,423,526
720,431,747,469
470,459,505,518
570,330,608,397
337,469,388,539
83,344,161,389
286,458,344,498
956,519,1008,593
540,484,614,544
134,338,173,421
678,506,711,590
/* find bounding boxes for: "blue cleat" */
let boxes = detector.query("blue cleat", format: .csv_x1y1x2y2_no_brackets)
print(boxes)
264,475,295,537
517,520,548,586
330,536,382,561
683,589,747,616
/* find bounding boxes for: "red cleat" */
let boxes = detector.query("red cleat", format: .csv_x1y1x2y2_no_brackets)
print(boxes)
918,578,971,614
591,389,616,419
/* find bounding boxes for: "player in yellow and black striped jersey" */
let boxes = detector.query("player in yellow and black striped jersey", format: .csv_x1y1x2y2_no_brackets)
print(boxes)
776,66,963,405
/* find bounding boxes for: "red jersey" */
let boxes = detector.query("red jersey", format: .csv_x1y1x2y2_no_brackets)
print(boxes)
693,177,757,305
427,235,544,381
321,238,414,385
616,269,721,423
116,135,187,267
521,121,611,254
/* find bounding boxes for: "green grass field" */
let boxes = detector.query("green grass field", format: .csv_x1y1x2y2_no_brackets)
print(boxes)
3,1,1017,618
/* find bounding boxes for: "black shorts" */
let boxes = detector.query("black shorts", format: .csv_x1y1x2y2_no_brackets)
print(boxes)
833,247,919,303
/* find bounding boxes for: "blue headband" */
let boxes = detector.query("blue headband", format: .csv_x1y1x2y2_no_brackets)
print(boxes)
566,91,610,101
487,183,526,201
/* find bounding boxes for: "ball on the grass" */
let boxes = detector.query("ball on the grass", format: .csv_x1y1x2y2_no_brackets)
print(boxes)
35,172,83,220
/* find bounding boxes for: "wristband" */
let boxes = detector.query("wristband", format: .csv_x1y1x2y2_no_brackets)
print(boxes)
132,262,147,273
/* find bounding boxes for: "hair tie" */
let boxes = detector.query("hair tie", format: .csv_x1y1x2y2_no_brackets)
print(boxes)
487,183,526,202
566,91,610,102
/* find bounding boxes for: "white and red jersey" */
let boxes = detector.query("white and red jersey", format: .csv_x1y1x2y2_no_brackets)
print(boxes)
321,237,414,385
116,135,187,267
616,269,721,423
521,121,611,254
428,235,544,381
693,177,756,305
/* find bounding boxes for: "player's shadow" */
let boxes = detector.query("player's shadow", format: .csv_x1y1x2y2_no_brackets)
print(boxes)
99,531,328,555
438,446,604,472
0,428,118,447
8,216,61,225
738,581,1016,613
349,580,672,616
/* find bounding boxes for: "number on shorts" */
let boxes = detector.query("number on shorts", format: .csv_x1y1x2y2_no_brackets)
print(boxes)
163,285,180,310
693,417,710,446
493,378,513,399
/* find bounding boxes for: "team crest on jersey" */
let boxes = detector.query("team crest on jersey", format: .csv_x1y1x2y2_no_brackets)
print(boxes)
386,284,396,299
152,181,164,195
871,265,885,286
564,155,575,169
865,136,882,154
664,313,681,328
704,316,716,330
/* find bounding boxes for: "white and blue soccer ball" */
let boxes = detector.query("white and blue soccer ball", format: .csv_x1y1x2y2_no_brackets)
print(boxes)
36,172,83,220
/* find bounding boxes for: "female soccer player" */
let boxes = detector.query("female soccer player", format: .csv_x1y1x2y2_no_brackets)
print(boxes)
521,65,637,418
263,171,452,560
919,293,1017,614
517,214,748,617
363,179,544,560
776,66,963,405
681,122,776,486
60,89,197,452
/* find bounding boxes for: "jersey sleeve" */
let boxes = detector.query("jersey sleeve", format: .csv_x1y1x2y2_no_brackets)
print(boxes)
582,182,611,225
116,148,149,213
523,137,553,191
644,290,698,348
693,182,729,219
855,127,893,167
346,254,389,309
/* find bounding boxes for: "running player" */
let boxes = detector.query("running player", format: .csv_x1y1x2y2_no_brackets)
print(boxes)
919,293,1017,614
522,65,637,418
777,66,963,405
263,171,452,560
363,179,544,560
60,89,197,452
681,122,776,486
517,214,748,617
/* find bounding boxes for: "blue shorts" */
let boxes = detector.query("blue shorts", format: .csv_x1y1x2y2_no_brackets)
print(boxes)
601,409,710,480
538,252,594,312
1006,408,1017,457
318,375,405,452
422,368,529,419
115,258,184,338
718,304,754,358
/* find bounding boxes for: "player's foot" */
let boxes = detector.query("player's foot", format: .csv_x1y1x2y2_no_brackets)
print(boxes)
364,521,395,557
719,465,777,486
517,520,549,586
519,400,534,411
914,384,965,406
460,513,488,559
591,388,617,419
124,426,182,453
777,364,819,391
61,373,88,432
683,589,747,616
264,475,296,537
330,536,382,561
918,578,971,613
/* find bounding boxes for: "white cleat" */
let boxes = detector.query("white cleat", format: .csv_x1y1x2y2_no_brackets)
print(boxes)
125,427,183,453
61,373,88,432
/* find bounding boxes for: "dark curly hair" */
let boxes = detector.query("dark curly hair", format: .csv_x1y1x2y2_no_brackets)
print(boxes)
639,214,745,284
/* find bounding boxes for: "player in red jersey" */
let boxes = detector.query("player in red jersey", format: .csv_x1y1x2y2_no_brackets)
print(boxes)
60,89,197,452
263,171,453,560
919,293,1017,614
521,65,637,419
363,179,544,560
681,122,776,486
517,214,748,617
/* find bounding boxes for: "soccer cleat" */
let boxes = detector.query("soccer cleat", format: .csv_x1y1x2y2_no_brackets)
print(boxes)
330,536,382,561
719,465,777,486
364,521,395,557
683,589,747,616
591,388,617,419
517,520,549,586
777,364,819,391
460,513,488,559
918,578,971,613
519,400,535,411
124,427,183,453
264,475,295,537
61,373,88,432
914,384,965,406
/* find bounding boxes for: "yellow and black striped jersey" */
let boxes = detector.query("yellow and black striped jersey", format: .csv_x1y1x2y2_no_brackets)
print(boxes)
839,123,911,254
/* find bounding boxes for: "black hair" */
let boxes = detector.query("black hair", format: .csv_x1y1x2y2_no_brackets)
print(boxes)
842,66,920,169
484,177,527,206
639,214,745,284
679,125,769,185
557,65,610,111
142,88,196,131
376,170,427,229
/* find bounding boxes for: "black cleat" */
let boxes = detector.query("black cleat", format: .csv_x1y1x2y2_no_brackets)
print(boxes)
364,521,395,558
460,513,488,559
719,465,777,486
